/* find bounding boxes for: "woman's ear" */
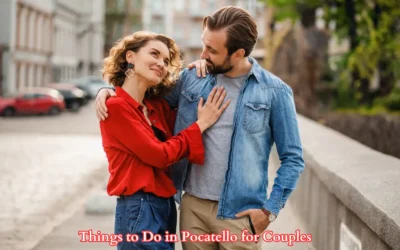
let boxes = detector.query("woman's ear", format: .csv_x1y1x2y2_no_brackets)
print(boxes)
125,50,136,64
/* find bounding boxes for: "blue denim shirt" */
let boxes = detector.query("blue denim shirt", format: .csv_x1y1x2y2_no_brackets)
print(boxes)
164,58,304,219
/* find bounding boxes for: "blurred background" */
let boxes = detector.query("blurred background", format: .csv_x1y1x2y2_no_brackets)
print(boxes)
0,1,399,250
261,0,400,160
0,0,399,157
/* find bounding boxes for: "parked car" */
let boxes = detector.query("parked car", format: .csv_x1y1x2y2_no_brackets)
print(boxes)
46,83,86,112
70,76,110,99
64,81,91,104
0,88,65,116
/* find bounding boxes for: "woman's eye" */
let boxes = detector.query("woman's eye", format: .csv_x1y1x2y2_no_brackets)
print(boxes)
151,52,157,57
164,61,169,66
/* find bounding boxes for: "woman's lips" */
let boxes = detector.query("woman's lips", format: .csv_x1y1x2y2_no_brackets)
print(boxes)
152,69,162,77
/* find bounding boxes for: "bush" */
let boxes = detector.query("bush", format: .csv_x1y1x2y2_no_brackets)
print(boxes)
374,88,400,111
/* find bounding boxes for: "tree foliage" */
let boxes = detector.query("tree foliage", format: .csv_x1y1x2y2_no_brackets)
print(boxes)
262,0,400,109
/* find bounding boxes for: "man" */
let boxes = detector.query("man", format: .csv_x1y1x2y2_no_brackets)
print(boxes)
96,6,304,250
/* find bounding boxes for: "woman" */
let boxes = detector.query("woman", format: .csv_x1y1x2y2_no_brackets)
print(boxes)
100,31,230,250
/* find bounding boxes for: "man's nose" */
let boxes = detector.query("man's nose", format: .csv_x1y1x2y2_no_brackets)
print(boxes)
200,51,207,60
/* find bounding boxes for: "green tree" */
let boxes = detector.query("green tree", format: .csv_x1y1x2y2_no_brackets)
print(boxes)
262,0,400,108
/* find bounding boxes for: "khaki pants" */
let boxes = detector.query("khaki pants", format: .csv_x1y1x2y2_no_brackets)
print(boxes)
180,193,261,250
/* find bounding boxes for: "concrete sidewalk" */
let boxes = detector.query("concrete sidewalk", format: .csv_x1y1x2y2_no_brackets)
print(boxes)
0,133,108,250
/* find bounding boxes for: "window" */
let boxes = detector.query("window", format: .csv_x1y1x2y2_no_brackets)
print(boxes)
130,13,142,32
189,0,201,14
189,24,202,47
21,93,36,99
130,0,142,9
152,0,163,12
175,0,184,11
131,23,142,33
116,0,125,11
113,23,123,40
106,0,115,10
52,67,61,82
150,19,164,34
207,0,215,12
173,24,184,41
35,94,47,99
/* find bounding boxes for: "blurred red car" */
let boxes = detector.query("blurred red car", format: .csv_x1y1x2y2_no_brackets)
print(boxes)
0,87,65,116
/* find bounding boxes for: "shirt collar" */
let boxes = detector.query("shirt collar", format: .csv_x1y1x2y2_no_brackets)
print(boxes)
115,86,156,113
143,98,156,114
247,57,262,83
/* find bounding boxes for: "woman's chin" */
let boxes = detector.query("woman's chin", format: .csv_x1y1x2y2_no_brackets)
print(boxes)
151,77,162,84
144,77,160,87
147,81,160,88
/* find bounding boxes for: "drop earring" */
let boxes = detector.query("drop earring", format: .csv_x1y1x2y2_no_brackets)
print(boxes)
125,63,134,79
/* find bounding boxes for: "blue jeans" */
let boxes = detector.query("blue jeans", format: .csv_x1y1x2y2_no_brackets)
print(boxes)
115,191,176,250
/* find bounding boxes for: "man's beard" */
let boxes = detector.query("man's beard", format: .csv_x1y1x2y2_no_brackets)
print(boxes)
206,56,233,75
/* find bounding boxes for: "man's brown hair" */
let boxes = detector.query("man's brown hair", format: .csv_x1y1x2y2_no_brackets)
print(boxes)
203,6,258,57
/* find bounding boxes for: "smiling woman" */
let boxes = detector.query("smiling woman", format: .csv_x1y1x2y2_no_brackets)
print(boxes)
102,31,182,98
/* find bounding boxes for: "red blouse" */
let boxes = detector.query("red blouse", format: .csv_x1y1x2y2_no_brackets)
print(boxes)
100,87,204,198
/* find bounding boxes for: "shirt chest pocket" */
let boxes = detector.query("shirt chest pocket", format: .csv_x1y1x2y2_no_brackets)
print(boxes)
243,102,270,134
178,90,200,124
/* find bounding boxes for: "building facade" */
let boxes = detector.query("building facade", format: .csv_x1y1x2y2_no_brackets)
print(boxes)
142,0,265,66
52,0,105,82
0,0,53,95
0,0,105,95
102,0,265,67
104,0,144,55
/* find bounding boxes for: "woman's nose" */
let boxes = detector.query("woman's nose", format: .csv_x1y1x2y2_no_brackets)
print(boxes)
157,60,164,68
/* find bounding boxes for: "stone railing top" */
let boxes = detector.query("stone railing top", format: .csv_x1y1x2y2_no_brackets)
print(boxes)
298,115,400,249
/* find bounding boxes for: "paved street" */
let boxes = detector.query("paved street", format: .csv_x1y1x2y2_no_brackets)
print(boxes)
0,101,100,135
0,102,109,250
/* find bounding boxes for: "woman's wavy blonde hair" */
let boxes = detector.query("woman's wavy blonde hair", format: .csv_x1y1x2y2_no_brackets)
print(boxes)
102,31,182,98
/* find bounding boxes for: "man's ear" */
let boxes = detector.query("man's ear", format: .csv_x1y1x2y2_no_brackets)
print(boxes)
233,48,246,59
125,50,136,63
